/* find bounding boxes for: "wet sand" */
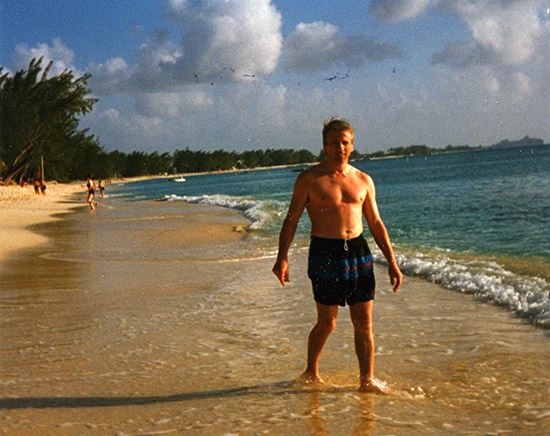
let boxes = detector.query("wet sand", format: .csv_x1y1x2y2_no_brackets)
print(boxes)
0,195,549,435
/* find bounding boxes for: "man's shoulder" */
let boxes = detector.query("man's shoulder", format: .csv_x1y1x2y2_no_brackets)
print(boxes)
297,163,325,180
347,164,372,181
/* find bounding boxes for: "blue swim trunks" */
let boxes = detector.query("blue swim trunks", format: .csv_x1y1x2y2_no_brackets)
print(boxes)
307,235,375,307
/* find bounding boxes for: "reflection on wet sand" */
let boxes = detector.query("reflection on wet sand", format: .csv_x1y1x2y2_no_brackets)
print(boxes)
305,390,377,436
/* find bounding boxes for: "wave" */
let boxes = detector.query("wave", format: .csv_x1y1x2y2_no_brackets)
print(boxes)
164,194,284,230
383,251,550,328
164,192,550,328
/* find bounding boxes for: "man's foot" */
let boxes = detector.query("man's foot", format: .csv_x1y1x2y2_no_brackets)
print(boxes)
358,377,391,394
296,371,325,386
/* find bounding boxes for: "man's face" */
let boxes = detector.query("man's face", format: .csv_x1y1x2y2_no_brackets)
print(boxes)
323,129,354,163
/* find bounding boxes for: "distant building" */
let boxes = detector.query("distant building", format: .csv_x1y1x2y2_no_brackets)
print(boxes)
492,136,544,149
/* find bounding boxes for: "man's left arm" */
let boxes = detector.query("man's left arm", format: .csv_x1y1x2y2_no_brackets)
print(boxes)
362,175,403,292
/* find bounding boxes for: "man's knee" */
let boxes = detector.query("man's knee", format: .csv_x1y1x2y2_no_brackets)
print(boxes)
316,314,337,333
315,304,338,333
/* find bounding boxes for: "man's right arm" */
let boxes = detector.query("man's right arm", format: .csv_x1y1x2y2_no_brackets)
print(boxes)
272,173,309,286
362,174,403,292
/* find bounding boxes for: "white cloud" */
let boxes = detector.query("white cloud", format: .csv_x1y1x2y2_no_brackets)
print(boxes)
90,104,165,150
135,89,214,118
376,78,411,109
103,108,120,121
371,1,548,68
427,1,549,115
373,0,548,70
11,38,82,77
167,0,282,80
452,0,545,66
369,0,440,22
134,29,182,78
89,30,181,94
484,70,501,94
431,40,498,67
91,0,282,95
85,81,368,153
371,0,549,118
88,58,131,94
282,22,400,72
514,72,531,95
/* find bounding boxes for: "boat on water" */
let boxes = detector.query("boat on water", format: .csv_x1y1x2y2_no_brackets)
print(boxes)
492,136,544,149
171,177,186,182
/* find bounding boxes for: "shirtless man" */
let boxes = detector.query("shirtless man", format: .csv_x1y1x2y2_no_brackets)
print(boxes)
272,118,403,392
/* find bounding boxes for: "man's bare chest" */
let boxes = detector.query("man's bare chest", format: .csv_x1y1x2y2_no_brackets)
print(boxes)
309,177,366,206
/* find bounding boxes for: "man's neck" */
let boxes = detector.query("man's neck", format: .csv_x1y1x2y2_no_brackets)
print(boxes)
323,159,348,174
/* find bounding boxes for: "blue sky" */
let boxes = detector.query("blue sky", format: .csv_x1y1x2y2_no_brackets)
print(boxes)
2,0,549,154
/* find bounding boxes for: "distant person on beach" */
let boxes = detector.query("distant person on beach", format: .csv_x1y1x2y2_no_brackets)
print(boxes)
272,118,403,393
40,179,46,195
33,179,41,194
86,174,99,210
98,180,105,197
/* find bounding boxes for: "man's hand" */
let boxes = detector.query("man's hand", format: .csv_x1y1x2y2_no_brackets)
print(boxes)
272,259,290,286
388,262,403,292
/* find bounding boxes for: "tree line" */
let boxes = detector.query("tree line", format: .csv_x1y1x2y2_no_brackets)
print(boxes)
1,58,479,185
368,144,480,158
84,147,319,180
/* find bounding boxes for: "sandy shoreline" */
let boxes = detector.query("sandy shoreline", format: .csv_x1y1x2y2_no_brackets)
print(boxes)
0,176,161,263
0,176,250,265
0,183,86,263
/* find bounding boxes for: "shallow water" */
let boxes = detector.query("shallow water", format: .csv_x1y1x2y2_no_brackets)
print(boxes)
113,145,550,328
0,198,549,435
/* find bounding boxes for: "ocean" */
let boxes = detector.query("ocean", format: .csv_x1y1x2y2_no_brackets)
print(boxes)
112,144,550,329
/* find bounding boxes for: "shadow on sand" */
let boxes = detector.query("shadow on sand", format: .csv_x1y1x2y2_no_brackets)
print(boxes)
0,380,355,410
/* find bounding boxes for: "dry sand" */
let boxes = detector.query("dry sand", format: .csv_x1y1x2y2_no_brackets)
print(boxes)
0,183,86,263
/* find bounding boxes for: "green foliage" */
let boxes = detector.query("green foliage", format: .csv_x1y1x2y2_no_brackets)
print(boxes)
368,144,481,159
0,57,98,183
369,151,387,158
173,147,317,173
119,151,173,177
387,145,431,156
349,150,362,160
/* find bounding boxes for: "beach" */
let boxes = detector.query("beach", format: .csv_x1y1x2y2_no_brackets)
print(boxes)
0,183,86,264
0,181,549,435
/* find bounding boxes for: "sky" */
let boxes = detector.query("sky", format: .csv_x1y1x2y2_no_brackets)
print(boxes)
2,0,550,154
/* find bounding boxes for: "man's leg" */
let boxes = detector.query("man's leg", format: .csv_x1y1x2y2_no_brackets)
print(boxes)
301,302,339,383
349,301,381,392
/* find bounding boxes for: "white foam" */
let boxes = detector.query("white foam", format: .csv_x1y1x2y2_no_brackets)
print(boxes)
379,252,550,327
164,194,283,230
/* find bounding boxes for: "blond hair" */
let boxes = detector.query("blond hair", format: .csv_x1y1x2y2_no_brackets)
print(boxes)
322,118,355,145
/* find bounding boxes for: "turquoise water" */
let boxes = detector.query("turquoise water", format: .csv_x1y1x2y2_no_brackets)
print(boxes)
111,145,550,327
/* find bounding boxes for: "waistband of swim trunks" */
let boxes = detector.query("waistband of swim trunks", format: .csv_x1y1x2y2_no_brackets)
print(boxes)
310,234,364,244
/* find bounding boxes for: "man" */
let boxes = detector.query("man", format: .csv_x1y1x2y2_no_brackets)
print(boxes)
272,118,403,392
